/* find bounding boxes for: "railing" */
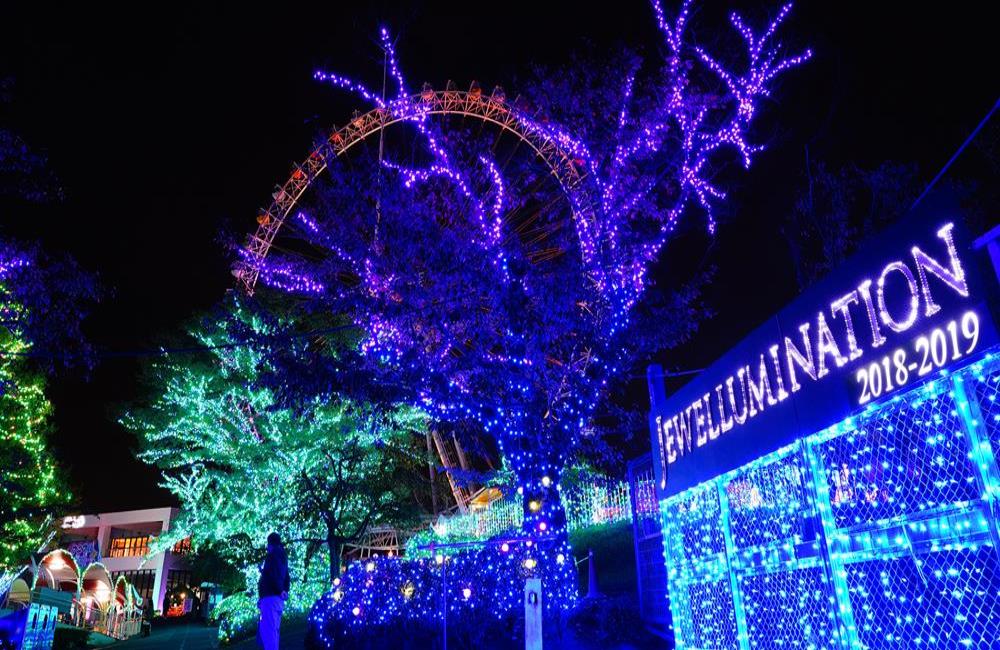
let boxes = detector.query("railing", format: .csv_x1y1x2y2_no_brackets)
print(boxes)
406,476,634,556
70,598,144,640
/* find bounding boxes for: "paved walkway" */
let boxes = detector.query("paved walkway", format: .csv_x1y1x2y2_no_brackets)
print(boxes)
115,622,220,649
113,618,655,649
229,619,307,649
114,620,308,649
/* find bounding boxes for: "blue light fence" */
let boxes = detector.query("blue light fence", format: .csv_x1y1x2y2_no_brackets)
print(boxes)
660,351,1000,649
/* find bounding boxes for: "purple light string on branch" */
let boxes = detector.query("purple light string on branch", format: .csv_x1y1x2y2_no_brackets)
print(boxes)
244,5,810,626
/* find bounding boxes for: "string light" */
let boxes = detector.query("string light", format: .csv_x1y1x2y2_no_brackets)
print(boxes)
243,0,811,634
661,349,1000,648
123,299,427,644
0,276,70,577
307,541,576,648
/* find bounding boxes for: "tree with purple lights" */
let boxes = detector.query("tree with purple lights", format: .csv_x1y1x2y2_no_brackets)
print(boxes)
246,0,809,548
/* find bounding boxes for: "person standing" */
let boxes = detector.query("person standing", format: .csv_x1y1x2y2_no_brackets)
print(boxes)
257,532,290,650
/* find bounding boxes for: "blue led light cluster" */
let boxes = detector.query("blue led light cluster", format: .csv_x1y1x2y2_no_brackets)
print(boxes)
660,351,1000,649
972,362,1000,464
307,539,577,648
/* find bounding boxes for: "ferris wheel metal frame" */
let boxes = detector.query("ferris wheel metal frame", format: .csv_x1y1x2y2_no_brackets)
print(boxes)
235,85,596,294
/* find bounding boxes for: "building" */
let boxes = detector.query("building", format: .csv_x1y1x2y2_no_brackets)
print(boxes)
640,196,1000,648
48,507,191,614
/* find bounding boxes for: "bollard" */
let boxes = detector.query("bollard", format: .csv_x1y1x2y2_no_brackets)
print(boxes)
524,578,543,650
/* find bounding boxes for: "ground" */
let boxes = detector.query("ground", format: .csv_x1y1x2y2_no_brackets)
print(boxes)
110,618,661,649
114,619,307,649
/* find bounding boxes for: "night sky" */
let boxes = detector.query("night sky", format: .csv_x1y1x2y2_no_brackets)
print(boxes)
1,2,995,512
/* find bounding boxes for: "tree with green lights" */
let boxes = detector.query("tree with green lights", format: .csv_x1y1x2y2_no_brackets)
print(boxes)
1,82,98,595
0,286,69,575
124,299,427,584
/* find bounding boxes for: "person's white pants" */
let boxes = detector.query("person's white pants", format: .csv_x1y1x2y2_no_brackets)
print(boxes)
257,595,284,650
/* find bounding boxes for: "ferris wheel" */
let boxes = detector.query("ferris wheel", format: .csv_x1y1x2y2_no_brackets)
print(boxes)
235,83,595,295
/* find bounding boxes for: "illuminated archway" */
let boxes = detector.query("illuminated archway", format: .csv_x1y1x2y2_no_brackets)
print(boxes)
79,562,113,605
113,575,131,610
33,549,79,592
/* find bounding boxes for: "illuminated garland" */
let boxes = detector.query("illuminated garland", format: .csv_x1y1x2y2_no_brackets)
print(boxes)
405,476,634,557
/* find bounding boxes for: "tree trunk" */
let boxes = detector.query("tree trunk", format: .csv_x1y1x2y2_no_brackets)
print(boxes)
426,429,439,515
516,466,568,541
328,536,343,582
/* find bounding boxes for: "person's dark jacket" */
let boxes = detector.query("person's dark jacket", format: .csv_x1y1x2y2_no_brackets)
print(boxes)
257,543,290,599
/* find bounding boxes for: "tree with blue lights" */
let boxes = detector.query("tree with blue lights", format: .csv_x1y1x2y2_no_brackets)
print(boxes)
249,0,809,555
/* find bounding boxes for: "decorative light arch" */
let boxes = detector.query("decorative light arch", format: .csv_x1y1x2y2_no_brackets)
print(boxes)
79,561,113,603
31,549,79,591
113,575,132,611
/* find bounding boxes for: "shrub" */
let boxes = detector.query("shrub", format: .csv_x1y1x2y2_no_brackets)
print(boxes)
567,593,655,647
569,521,636,595
306,543,577,649
52,626,90,649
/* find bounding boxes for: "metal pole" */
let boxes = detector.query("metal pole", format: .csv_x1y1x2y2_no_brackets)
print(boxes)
427,430,439,515
442,557,448,650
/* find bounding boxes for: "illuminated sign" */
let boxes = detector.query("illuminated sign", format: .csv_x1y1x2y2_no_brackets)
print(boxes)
855,310,980,404
61,515,86,529
648,197,1000,497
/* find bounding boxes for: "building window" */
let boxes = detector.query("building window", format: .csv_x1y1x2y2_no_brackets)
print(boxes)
108,535,151,558
166,569,192,594
171,537,192,555
111,569,156,607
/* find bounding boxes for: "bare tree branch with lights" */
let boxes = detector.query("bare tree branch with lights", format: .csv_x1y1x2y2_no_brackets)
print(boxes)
245,1,809,553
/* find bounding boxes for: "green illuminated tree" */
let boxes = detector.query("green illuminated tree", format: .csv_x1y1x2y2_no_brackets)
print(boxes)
0,287,68,574
124,300,427,584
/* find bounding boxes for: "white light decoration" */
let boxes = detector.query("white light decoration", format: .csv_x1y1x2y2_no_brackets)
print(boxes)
876,260,920,333
911,223,969,317
94,582,111,603
856,311,982,405
657,222,977,463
